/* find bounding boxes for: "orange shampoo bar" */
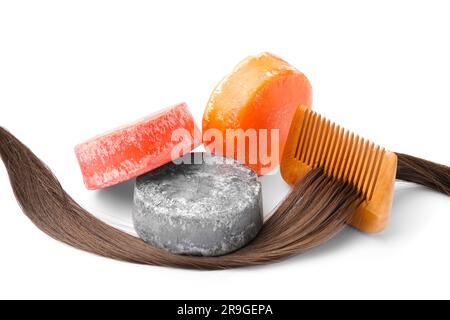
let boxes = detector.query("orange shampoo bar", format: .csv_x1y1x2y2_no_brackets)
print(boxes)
203,52,312,175
75,103,201,190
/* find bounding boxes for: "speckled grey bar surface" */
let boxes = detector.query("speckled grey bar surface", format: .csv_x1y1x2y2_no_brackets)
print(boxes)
132,152,263,256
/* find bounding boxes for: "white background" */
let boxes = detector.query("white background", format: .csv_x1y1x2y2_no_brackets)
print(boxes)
0,0,449,300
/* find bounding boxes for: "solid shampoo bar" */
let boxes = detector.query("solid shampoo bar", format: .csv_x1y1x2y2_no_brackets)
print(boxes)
203,52,312,175
132,152,263,256
75,103,201,189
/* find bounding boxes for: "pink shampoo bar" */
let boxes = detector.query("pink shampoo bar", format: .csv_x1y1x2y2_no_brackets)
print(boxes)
75,103,201,190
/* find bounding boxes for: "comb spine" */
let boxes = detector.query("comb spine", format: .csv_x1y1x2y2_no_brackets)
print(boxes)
306,113,322,166
336,131,353,180
354,139,370,193
362,145,380,197
294,110,311,159
331,128,349,179
367,148,385,201
301,111,319,163
342,134,360,183
323,124,341,175
314,118,331,168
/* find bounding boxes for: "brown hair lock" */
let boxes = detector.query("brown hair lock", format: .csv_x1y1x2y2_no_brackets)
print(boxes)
0,127,448,269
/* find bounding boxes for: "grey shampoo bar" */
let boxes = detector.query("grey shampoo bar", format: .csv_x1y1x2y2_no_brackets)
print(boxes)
132,152,263,256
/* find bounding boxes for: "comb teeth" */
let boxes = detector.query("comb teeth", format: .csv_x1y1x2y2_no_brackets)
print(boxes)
293,109,385,200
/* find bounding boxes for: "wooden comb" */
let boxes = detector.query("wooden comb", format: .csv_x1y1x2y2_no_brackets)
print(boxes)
280,107,398,233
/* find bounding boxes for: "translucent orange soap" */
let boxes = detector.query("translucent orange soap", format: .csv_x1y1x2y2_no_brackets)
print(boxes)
202,52,312,175
75,103,201,190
